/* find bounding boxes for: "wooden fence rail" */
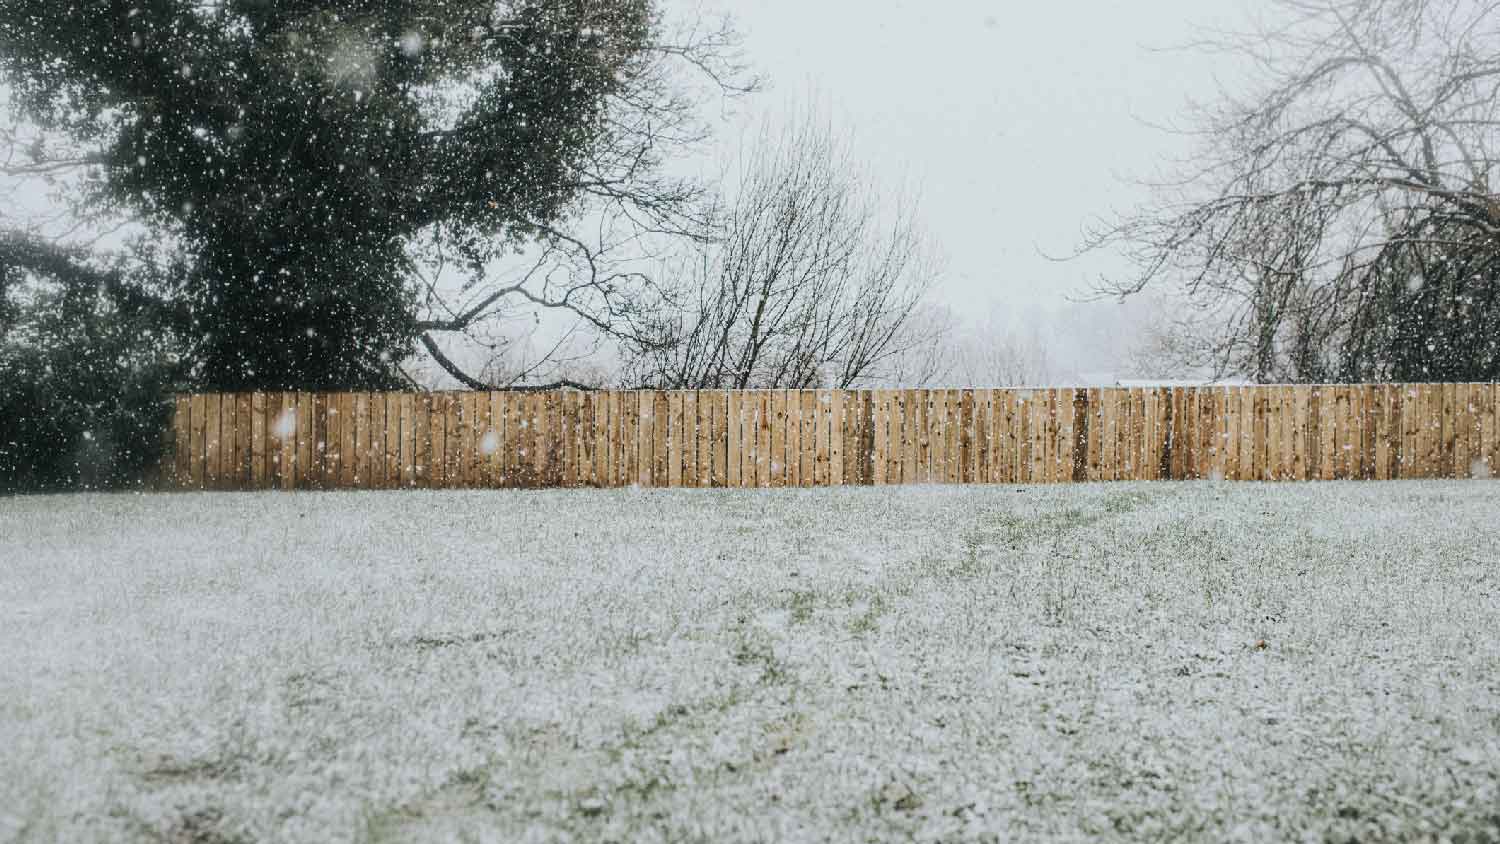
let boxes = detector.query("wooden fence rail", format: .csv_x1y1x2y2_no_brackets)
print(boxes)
157,384,1500,490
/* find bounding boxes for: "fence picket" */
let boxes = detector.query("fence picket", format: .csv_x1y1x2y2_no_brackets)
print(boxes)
202,394,224,490
454,392,471,489
890,390,906,485
915,389,932,483
1484,384,1498,478
429,393,448,489
222,393,243,489
1276,387,1293,480
770,390,786,488
580,391,597,488
249,392,268,490
685,392,701,488
1424,384,1440,478
595,391,610,488
722,392,739,488
749,391,765,487
348,392,366,489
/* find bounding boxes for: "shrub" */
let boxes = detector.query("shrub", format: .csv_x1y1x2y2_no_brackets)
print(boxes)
1,242,180,493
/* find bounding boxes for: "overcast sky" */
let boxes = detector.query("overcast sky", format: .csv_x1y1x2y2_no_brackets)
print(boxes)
683,0,1256,372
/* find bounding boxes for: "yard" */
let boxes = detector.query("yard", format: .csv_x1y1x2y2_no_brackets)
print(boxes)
2,483,1498,843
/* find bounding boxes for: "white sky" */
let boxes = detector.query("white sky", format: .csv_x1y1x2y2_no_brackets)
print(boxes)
683,0,1257,374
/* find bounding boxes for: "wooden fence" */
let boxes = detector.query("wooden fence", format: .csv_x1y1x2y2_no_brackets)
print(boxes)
158,384,1500,490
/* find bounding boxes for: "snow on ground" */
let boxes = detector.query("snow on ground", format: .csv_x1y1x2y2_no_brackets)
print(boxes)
1,483,1498,843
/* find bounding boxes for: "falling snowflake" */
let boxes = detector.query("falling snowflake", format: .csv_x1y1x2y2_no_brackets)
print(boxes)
398,31,424,57
274,409,297,440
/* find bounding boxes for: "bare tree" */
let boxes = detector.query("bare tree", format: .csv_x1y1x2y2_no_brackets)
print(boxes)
629,111,943,389
1083,0,1500,382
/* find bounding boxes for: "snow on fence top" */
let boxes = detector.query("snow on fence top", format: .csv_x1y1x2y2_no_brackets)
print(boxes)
160,385,1500,491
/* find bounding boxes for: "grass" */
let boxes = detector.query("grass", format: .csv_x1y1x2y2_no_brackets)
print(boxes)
1,482,1498,842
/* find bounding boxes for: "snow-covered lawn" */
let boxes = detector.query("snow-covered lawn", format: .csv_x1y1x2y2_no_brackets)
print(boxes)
2,484,1498,843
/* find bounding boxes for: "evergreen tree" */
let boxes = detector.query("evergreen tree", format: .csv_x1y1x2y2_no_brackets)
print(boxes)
0,0,656,389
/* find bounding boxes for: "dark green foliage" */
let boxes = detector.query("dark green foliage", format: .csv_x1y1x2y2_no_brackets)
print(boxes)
0,0,652,390
1,236,181,492
0,343,175,493
1268,223,1500,384
1339,230,1500,383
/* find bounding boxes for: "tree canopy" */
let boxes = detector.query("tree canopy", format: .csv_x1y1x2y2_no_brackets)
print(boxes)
0,0,681,389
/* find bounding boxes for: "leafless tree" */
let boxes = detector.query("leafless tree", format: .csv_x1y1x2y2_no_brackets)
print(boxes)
1082,0,1500,382
628,112,943,389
